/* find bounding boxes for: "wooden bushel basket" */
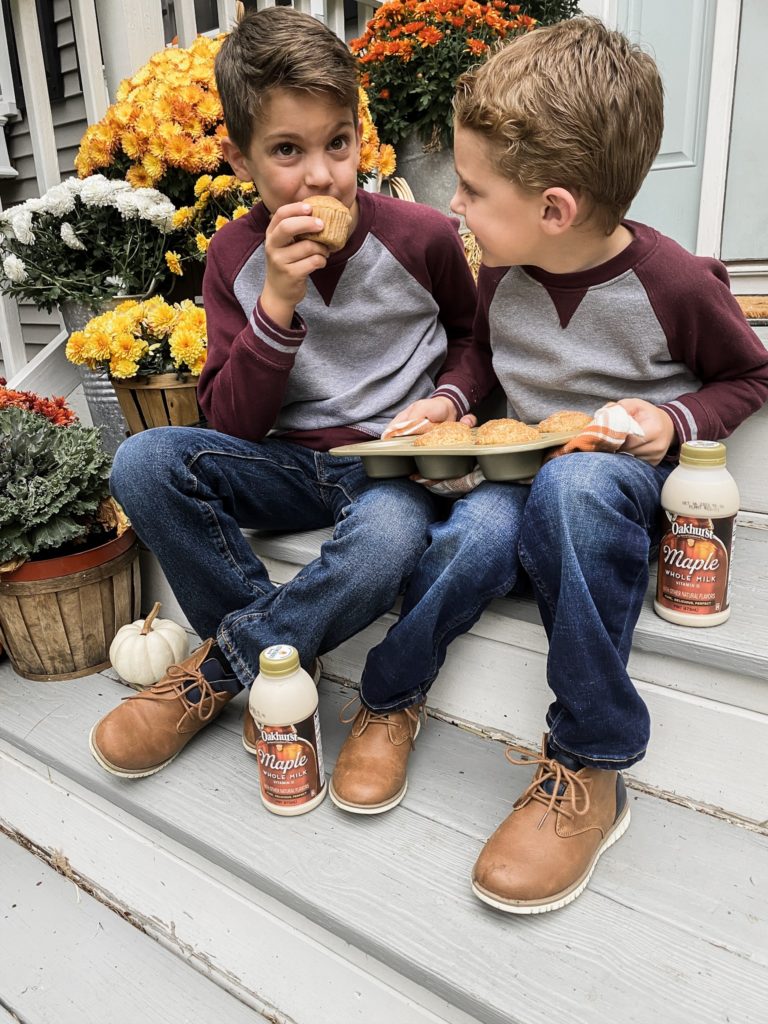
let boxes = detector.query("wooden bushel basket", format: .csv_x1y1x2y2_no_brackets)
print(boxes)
111,373,201,434
0,530,140,681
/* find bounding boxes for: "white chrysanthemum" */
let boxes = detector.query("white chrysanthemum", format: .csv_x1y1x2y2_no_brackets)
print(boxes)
3,253,28,283
10,210,35,244
24,197,47,214
79,174,116,207
113,191,141,219
60,222,86,250
105,275,128,291
42,184,77,217
63,176,85,195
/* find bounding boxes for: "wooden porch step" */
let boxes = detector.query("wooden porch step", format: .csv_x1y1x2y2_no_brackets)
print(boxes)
142,515,768,824
0,665,766,1023
0,830,268,1023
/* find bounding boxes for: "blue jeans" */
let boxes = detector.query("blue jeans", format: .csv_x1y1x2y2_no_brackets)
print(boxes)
361,453,673,769
110,428,437,688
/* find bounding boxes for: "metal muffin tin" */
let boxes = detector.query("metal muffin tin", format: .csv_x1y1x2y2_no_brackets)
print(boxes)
330,430,579,482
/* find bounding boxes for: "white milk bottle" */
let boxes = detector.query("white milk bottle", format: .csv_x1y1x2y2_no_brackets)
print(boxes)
248,644,326,815
654,441,740,627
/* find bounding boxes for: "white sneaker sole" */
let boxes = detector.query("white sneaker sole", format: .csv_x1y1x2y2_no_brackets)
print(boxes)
471,803,631,914
88,723,181,779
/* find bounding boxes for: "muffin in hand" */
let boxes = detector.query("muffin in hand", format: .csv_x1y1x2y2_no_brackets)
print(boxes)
301,196,353,252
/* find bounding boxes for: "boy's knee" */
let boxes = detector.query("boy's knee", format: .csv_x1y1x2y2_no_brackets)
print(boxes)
110,427,191,501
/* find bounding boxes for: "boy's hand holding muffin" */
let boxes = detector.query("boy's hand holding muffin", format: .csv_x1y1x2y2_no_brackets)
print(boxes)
261,197,352,327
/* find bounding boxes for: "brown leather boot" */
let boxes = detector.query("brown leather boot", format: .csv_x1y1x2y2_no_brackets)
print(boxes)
329,699,423,815
472,735,630,914
242,658,322,754
89,640,236,778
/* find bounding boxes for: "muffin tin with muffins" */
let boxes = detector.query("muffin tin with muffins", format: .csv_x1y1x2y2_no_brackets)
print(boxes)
330,423,584,481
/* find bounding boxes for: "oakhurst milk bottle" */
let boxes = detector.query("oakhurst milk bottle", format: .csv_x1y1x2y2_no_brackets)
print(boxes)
654,441,740,627
248,644,326,815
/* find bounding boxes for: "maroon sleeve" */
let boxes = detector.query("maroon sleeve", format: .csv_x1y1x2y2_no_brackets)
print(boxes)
197,229,306,442
636,242,768,441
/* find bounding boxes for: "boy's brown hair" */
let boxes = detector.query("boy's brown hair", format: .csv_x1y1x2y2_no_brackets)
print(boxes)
452,17,664,233
215,7,358,154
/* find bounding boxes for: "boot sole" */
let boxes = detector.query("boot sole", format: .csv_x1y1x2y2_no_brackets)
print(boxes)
328,779,408,815
88,724,181,779
471,802,631,914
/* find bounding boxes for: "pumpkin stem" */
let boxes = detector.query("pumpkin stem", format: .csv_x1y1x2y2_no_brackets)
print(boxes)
140,601,162,635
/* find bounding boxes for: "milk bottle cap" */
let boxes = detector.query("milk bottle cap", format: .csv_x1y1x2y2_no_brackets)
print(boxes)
679,440,726,466
259,644,300,677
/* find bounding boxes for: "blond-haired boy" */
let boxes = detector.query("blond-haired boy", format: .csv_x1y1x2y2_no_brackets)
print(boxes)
331,18,768,912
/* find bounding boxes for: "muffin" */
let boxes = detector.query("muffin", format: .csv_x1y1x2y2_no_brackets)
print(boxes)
302,195,353,252
475,418,540,446
412,422,475,447
537,410,592,433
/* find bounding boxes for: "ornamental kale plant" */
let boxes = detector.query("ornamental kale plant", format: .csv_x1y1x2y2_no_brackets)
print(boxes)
0,175,174,313
0,406,113,567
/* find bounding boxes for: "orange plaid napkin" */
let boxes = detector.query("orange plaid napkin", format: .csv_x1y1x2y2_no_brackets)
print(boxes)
546,403,645,460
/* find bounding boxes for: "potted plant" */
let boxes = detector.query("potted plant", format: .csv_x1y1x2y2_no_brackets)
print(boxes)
0,174,176,453
351,1,576,211
75,30,396,206
0,390,139,681
65,296,207,434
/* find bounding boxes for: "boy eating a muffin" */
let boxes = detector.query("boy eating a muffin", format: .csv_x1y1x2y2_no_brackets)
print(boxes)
89,7,488,778
330,18,768,913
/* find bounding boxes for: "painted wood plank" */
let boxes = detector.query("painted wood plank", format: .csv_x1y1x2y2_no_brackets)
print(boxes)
0,830,269,1024
70,0,110,124
0,671,766,1024
0,749,483,1024
9,1,61,193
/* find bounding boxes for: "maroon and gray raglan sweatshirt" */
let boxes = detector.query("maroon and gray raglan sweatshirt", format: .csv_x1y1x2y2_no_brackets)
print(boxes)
474,221,768,443
198,188,491,449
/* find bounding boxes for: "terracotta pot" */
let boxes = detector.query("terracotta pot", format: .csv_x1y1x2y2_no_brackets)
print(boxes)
111,373,203,434
0,529,140,681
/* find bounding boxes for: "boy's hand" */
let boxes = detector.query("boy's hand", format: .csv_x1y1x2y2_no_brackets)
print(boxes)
382,397,476,438
617,398,675,464
261,202,330,327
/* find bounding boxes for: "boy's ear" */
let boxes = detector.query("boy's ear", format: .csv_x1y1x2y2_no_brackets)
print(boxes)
540,187,579,234
220,136,252,183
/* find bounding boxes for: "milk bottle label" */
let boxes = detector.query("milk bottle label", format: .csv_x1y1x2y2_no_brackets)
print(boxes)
255,709,325,808
656,512,735,616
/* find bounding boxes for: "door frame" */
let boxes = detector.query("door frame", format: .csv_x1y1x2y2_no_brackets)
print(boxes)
578,0,746,271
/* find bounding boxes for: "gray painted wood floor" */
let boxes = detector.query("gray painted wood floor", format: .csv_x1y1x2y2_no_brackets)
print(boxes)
1,662,767,1023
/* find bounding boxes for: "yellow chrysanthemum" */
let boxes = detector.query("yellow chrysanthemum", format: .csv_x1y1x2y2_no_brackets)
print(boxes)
210,174,236,196
109,357,141,380
195,233,210,254
65,331,88,364
164,248,183,274
113,300,140,315
81,328,113,362
378,144,396,179
215,215,229,231
172,207,195,229
194,175,213,198
143,298,178,336
239,181,256,193
141,153,165,185
232,205,249,220
126,164,152,188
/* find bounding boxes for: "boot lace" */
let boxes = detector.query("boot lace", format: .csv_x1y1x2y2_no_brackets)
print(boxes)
339,696,423,748
125,662,223,725
505,743,591,826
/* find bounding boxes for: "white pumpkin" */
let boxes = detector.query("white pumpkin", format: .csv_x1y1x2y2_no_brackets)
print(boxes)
109,602,189,688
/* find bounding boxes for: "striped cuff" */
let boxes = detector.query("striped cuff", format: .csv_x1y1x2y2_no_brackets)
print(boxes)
432,384,470,419
250,298,306,355
660,400,698,444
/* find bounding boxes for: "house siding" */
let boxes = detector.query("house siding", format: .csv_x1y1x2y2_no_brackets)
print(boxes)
0,0,89,361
